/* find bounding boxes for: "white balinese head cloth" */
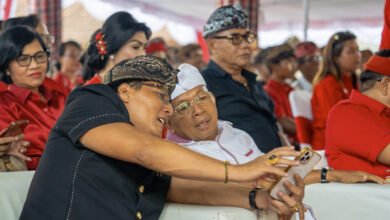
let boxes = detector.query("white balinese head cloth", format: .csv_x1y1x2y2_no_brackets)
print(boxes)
171,63,206,100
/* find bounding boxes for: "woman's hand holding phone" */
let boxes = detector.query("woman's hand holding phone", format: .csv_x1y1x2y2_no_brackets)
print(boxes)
0,120,31,161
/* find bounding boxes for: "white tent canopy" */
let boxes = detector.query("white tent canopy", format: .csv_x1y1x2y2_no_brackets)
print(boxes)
64,0,385,49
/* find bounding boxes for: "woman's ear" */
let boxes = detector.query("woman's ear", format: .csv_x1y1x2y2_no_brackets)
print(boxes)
380,77,390,96
117,84,131,103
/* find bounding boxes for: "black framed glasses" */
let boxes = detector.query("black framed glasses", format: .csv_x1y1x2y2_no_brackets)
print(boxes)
174,91,213,115
212,32,257,45
15,51,48,67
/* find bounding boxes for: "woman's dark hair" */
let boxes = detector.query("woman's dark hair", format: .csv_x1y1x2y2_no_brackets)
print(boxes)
360,49,390,92
2,14,40,30
0,26,49,84
177,44,201,62
82,11,151,81
58,40,82,56
313,31,358,86
55,40,82,70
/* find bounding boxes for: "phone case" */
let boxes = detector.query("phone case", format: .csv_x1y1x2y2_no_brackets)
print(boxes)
268,148,321,200
3,120,28,137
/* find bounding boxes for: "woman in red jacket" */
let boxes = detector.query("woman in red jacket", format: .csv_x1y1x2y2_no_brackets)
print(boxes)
311,31,361,149
0,26,67,169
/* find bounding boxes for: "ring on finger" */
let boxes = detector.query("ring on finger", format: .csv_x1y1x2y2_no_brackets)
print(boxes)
267,154,279,166
290,203,299,212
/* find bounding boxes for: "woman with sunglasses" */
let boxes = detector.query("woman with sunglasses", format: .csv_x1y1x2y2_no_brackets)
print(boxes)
0,26,68,170
311,31,361,150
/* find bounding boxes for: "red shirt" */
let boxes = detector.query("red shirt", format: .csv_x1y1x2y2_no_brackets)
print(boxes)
0,78,67,169
53,72,83,94
311,74,354,149
264,79,294,119
0,81,6,91
326,90,390,178
264,79,297,142
84,74,102,85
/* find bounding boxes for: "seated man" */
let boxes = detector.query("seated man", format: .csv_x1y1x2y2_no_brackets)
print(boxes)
263,44,298,144
21,56,302,219
168,63,386,186
326,50,390,180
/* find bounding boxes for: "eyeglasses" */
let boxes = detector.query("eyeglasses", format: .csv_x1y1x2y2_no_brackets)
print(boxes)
39,34,55,45
15,51,48,67
174,91,212,115
141,82,171,104
212,32,257,45
299,55,322,64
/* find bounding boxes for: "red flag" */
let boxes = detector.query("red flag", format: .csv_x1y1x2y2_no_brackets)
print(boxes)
196,31,210,63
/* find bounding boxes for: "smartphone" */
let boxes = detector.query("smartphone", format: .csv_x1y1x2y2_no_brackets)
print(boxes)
0,120,29,137
268,147,321,200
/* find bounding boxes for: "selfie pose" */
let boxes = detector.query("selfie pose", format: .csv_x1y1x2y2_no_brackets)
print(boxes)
21,56,303,220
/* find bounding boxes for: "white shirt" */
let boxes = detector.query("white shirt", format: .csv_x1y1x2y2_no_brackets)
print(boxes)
292,72,313,93
167,120,263,165
167,120,317,220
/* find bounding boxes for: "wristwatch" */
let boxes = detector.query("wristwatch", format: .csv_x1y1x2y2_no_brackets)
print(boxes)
249,188,263,211
321,167,331,183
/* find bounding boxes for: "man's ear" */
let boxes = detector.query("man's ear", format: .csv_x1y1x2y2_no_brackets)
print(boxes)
380,77,390,96
117,83,131,103
210,92,216,103
206,38,215,55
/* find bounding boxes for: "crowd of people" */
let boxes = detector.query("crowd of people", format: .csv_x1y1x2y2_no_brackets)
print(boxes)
0,2,389,220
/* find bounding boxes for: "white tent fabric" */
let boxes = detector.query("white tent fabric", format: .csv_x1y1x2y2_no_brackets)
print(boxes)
64,0,385,48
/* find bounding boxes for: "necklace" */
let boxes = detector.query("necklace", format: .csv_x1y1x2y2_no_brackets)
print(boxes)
234,75,249,88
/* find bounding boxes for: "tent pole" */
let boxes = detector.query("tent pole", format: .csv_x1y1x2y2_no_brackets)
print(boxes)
303,0,309,41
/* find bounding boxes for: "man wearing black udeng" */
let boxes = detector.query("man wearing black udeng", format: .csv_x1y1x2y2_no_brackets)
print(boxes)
202,5,282,153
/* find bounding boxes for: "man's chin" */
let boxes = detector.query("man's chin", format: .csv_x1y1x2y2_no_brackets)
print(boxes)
236,60,250,68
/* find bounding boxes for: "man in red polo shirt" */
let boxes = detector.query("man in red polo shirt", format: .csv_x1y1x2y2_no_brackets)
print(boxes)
325,50,390,179
263,44,298,144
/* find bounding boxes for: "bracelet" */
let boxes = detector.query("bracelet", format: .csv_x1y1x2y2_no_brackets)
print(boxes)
249,188,263,211
223,160,229,184
321,167,330,183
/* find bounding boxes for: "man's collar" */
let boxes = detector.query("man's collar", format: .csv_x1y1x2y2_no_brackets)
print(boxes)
350,90,388,115
207,60,257,82
7,77,65,104
207,60,228,77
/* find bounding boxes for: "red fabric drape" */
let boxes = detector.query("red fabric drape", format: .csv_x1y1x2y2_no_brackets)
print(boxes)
216,0,259,34
34,0,62,58
196,31,210,63
3,0,13,20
